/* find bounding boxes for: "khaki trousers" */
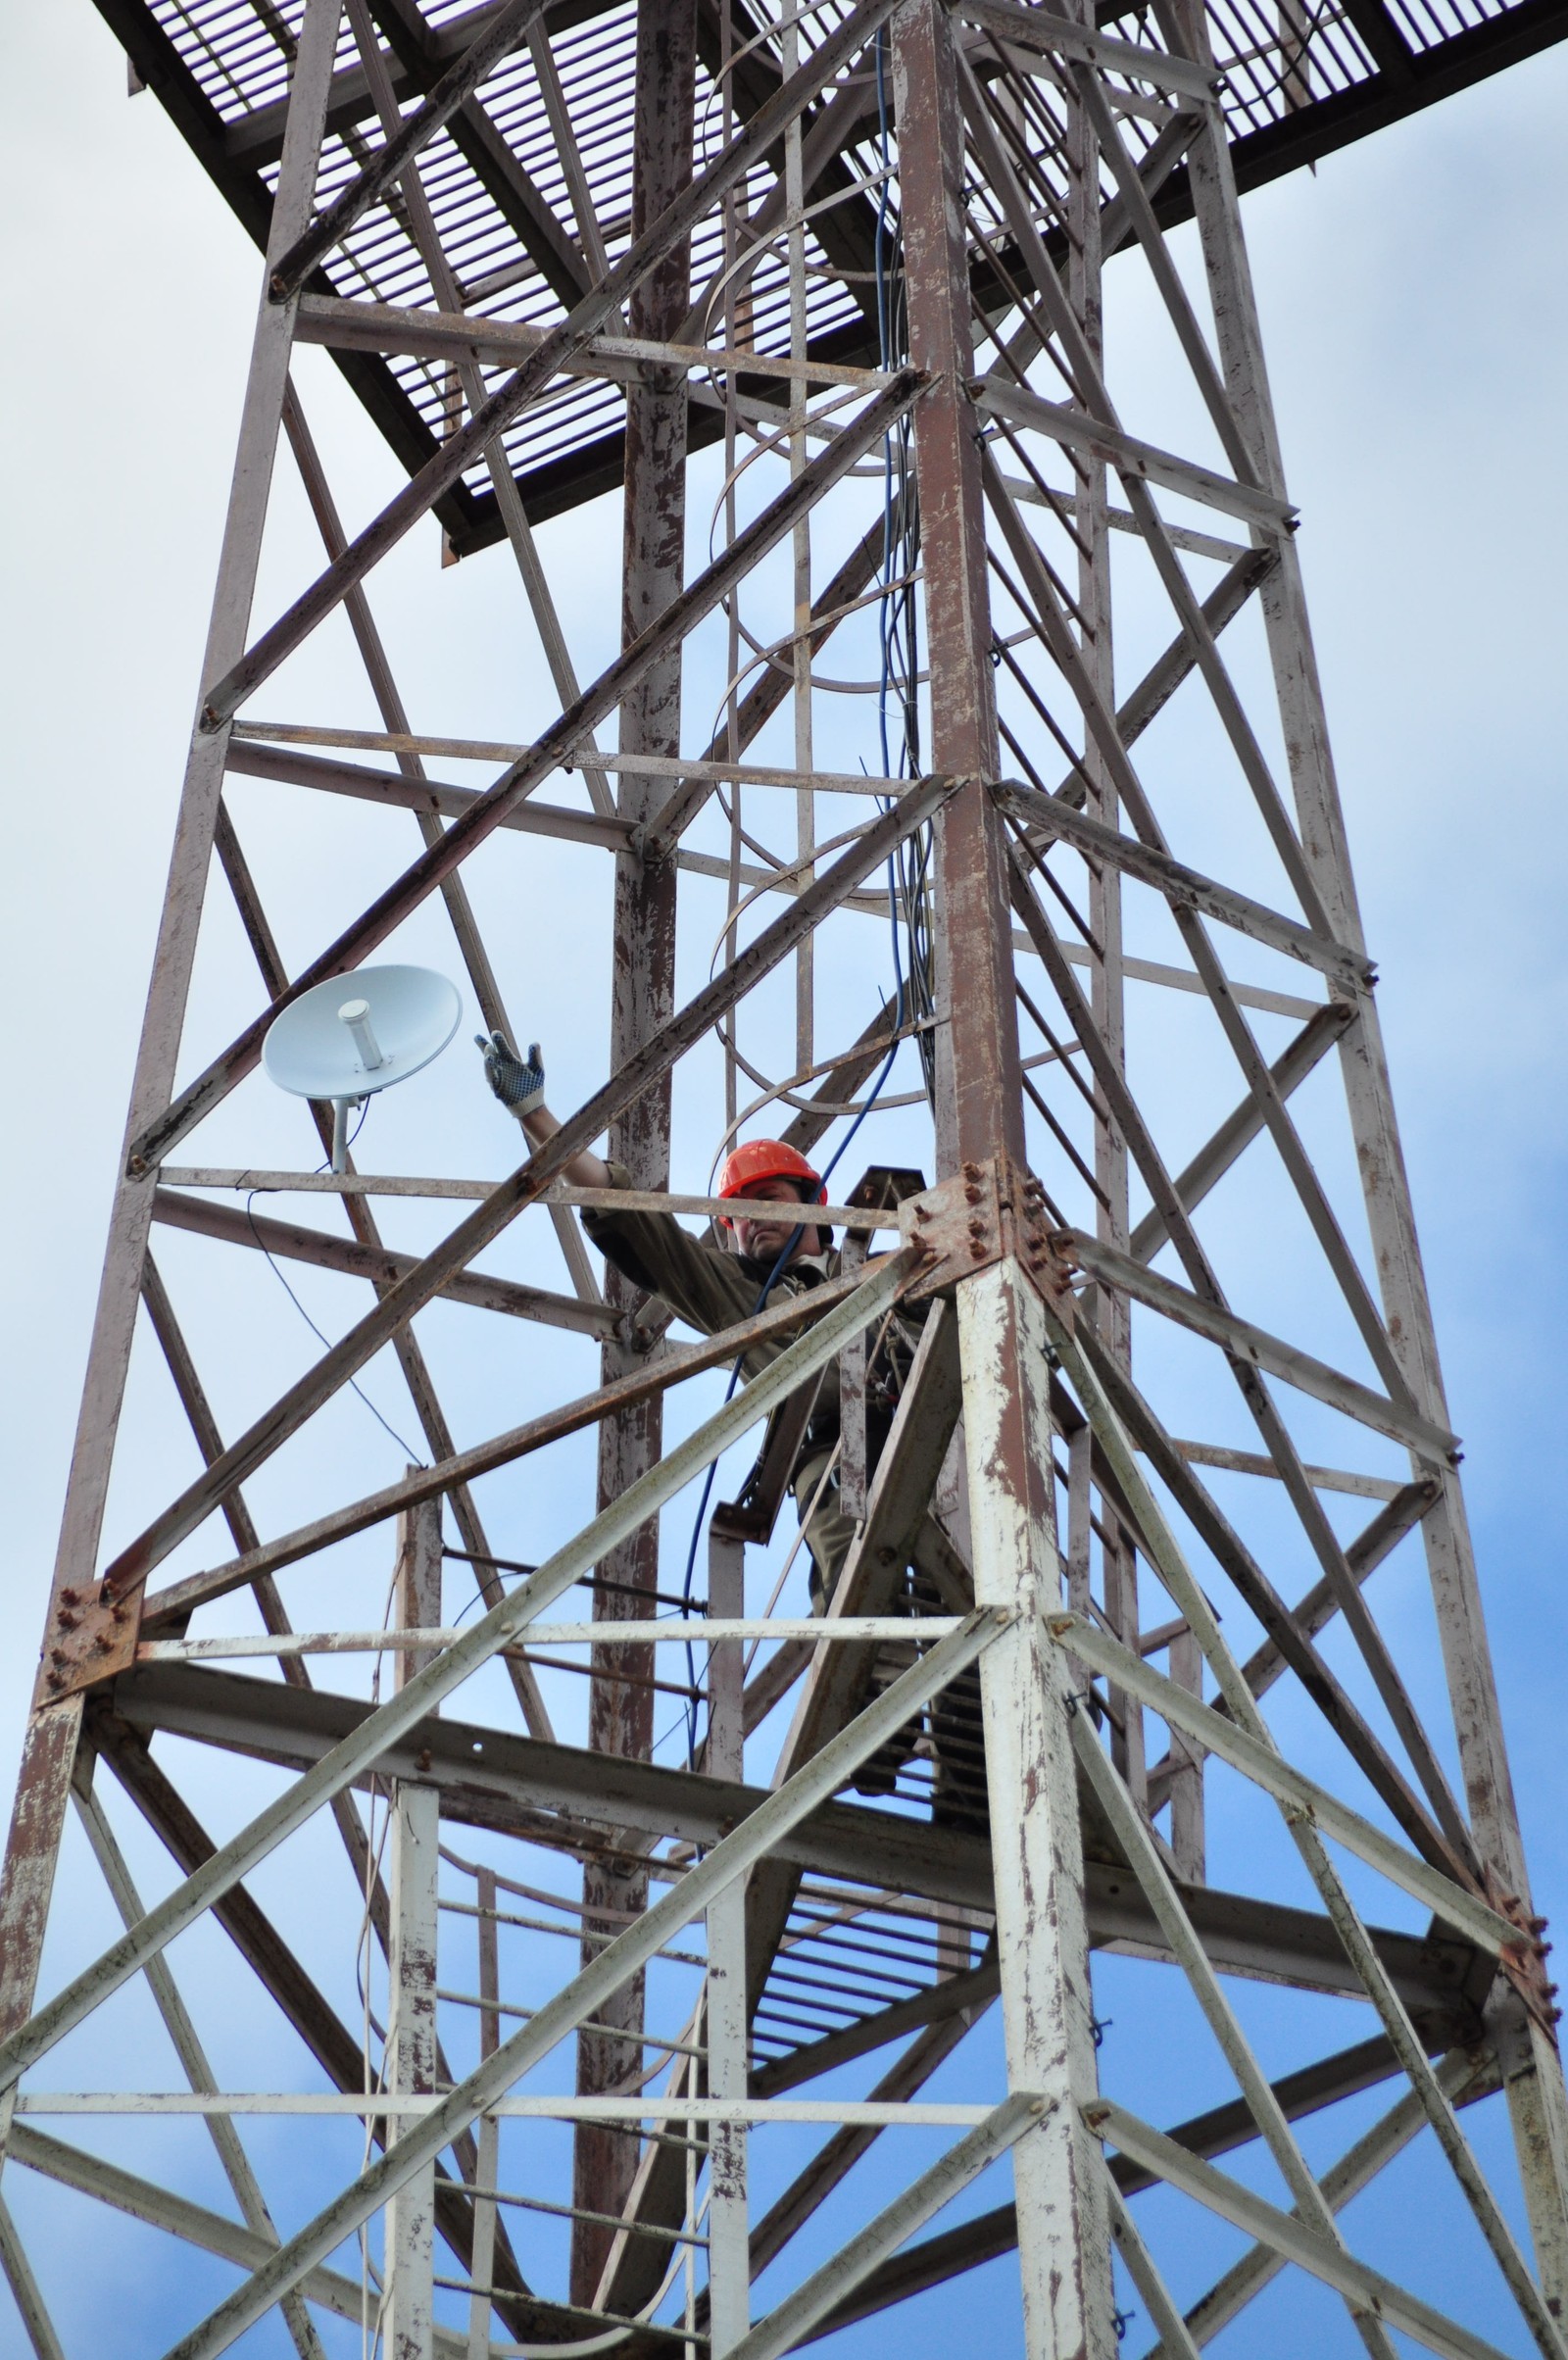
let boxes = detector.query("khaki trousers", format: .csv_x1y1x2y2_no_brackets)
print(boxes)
792,1449,858,1613
790,1449,988,1828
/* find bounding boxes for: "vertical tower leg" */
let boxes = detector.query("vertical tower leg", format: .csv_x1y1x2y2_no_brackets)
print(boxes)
466,1867,501,2360
387,1498,441,2360
893,1,1115,2344
706,1526,750,2354
575,0,698,2296
1062,0,1152,1835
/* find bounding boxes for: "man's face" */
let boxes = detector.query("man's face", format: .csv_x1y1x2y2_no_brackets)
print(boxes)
729,1174,820,1263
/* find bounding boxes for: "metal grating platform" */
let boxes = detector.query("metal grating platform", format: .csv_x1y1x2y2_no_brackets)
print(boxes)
101,0,1568,547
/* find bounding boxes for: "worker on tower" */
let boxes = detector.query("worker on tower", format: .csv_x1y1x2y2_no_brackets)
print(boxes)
477,1033,986,1826
475,1030,889,1610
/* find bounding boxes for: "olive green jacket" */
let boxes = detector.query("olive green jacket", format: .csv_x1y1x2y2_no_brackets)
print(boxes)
579,1166,924,1476
580,1160,842,1397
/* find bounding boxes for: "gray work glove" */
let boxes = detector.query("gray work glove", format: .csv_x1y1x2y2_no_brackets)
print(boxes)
475,1031,546,1123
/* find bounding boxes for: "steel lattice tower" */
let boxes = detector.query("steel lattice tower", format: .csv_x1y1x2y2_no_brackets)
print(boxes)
3,0,1567,2352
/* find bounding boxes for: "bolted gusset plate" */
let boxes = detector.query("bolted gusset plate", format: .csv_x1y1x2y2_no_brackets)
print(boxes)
899,1154,1078,1319
30,1579,139,1711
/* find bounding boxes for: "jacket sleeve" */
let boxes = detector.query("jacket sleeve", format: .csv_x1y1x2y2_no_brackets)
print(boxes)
579,1162,759,1338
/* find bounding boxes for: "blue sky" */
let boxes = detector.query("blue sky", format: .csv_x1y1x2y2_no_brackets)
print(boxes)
2,5,1568,2352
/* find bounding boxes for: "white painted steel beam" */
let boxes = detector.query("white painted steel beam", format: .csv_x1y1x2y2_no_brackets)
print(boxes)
1069,1712,1401,2359
0,2191,67,2360
1091,2097,1519,2360
388,1501,442,2360
160,1611,1004,2357
15,2096,1003,2124
1045,1319,1566,2354
706,1530,750,2355
1165,2048,1495,2353
0,1252,915,2102
135,1619,960,1661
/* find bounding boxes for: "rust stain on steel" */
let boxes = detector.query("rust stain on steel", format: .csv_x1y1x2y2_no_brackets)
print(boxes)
194,0,907,745
129,369,924,1180
1486,1866,1562,2045
577,0,696,2297
900,1155,1078,1314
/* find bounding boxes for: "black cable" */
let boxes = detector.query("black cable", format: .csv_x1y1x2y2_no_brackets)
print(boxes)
245,1178,427,1470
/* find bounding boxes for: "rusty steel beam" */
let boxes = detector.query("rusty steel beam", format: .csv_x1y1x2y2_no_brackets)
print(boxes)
96,1662,1485,2027
574,0,698,2295
644,515,888,856
90,0,1568,554
129,369,922,1175
895,7,1112,2354
16,0,1568,2345
135,1255,890,1628
193,0,906,739
1126,1001,1353,1264
364,0,599,311
211,620,557,1745
150,1186,613,1339
0,2,350,2180
1005,840,1481,1883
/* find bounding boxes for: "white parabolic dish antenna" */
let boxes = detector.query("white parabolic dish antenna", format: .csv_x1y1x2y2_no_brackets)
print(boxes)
263,965,462,1165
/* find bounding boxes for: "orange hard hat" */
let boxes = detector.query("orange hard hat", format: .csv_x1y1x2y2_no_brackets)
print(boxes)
716,1139,825,1222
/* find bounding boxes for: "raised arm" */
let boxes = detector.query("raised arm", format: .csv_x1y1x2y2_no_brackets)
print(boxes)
474,1032,612,1191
